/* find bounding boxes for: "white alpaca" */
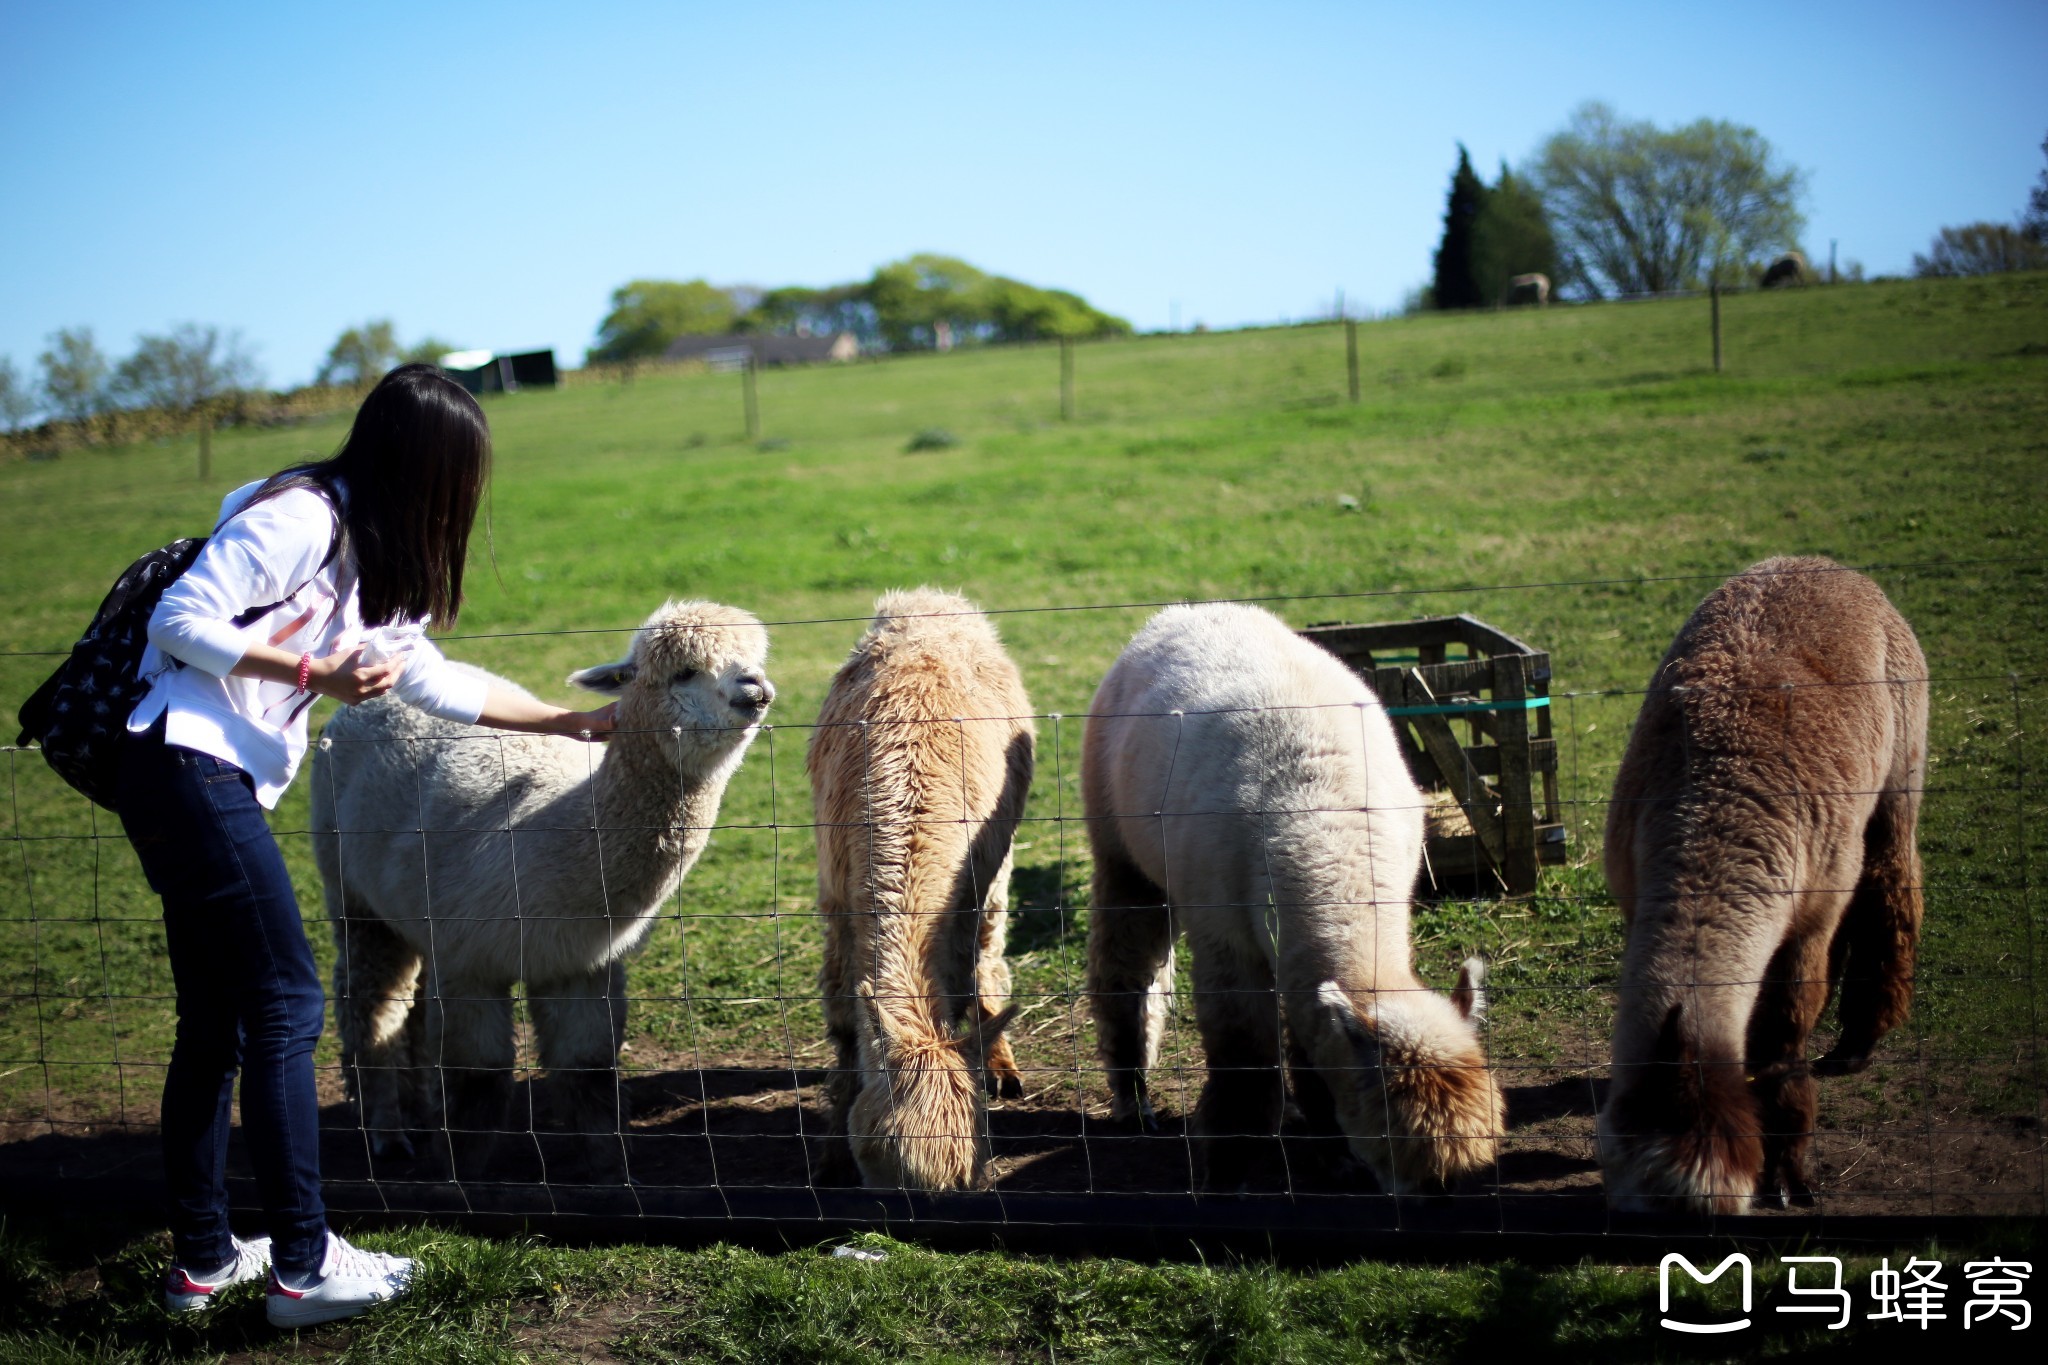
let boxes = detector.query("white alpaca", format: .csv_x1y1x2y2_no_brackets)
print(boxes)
310,601,773,1177
1084,603,1503,1193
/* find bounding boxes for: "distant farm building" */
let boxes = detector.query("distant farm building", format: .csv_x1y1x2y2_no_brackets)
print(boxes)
440,349,559,394
662,333,859,371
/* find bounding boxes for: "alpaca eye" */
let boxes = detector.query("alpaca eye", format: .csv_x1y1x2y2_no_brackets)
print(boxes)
671,669,699,686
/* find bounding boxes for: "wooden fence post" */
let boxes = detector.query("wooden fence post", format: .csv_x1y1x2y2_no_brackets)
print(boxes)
1710,281,1723,374
1060,338,1075,421
1345,320,1360,404
742,351,760,441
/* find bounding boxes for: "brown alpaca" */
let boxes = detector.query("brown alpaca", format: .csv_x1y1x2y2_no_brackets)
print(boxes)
1598,557,1927,1213
809,589,1033,1190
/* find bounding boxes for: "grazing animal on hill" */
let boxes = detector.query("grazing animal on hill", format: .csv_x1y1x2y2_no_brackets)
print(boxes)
312,601,774,1178
1761,253,1809,288
1504,273,1550,307
809,589,1033,1191
1083,603,1503,1193
1598,557,1927,1213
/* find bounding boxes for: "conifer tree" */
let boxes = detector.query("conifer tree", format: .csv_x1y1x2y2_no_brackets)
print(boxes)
1472,165,1560,303
1431,145,1490,310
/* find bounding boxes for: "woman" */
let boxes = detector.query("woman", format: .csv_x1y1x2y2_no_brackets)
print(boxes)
119,365,614,1328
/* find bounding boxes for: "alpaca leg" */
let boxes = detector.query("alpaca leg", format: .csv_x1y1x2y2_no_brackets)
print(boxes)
1747,927,1834,1206
975,862,1024,1100
1285,1032,1350,1177
1189,942,1285,1192
529,961,630,1181
420,968,514,1181
1084,832,1174,1128
331,911,423,1162
813,895,863,1185
1821,788,1924,1073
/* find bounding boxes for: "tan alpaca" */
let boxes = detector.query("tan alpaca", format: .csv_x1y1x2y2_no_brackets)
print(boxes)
809,589,1033,1190
1598,557,1927,1213
1085,603,1503,1193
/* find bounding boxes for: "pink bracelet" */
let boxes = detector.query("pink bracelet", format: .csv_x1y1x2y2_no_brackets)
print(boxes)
295,652,313,695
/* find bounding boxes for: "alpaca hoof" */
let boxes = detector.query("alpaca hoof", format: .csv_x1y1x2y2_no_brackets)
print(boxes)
1107,1092,1161,1133
370,1132,416,1162
1814,1046,1872,1077
1757,1184,1790,1211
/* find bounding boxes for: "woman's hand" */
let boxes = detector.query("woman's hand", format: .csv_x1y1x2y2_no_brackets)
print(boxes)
309,646,402,705
556,703,616,742
473,683,616,740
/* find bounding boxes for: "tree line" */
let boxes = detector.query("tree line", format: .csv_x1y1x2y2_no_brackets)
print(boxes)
0,319,462,442
586,254,1131,365
1429,105,2047,308
1428,102,1808,307
1912,132,2048,278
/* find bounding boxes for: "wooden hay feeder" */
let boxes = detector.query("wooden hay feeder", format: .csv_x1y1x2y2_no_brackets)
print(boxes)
1298,614,1566,895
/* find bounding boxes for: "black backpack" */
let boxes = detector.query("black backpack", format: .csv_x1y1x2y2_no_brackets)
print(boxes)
17,517,335,811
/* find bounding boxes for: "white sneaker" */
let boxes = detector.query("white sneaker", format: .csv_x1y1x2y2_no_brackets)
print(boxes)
265,1232,415,1329
164,1234,273,1313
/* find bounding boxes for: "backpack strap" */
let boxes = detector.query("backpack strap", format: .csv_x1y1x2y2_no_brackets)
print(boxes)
217,486,342,631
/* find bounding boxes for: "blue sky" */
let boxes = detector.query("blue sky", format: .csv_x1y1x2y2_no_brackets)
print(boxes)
3,0,2043,390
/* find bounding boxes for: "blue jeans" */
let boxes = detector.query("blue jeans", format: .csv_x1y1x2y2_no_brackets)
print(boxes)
118,720,328,1278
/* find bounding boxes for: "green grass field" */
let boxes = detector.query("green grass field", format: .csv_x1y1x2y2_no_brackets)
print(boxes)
2,274,2044,1358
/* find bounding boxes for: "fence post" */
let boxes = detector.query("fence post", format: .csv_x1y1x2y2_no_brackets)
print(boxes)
198,414,212,481
742,351,760,441
1710,281,1723,374
1060,338,1075,421
1345,320,1360,404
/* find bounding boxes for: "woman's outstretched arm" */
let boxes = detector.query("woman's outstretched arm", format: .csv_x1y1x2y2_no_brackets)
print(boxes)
231,643,613,740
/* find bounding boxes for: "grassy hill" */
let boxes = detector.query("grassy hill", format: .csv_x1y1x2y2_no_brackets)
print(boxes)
1,274,2044,1358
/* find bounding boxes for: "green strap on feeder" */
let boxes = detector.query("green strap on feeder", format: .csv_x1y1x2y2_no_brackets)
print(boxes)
1384,696,1552,717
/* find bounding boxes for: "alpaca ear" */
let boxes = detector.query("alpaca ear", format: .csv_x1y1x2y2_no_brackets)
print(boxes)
1451,956,1488,1022
855,981,915,1060
1315,980,1383,1071
568,658,638,694
964,1003,1020,1065
1652,1002,1691,1065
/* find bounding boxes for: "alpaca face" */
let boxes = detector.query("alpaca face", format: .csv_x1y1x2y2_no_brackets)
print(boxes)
569,601,774,761
1596,1005,1763,1214
846,983,1016,1191
1307,967,1504,1194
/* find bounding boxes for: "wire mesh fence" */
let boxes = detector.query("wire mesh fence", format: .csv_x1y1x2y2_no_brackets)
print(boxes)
1,562,2042,1248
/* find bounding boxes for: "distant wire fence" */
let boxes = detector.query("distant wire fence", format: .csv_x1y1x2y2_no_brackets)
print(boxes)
0,567,2042,1253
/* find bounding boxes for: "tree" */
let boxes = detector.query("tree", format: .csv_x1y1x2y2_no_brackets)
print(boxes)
2021,132,2048,245
984,278,1130,341
111,324,262,415
317,320,400,387
401,336,459,367
0,355,34,431
1531,102,1806,297
1431,145,1490,309
746,284,882,347
39,327,109,425
1470,166,1559,304
867,253,990,349
1912,222,2048,277
587,280,738,364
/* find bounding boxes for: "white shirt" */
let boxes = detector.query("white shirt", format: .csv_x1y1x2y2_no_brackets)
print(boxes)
127,478,490,807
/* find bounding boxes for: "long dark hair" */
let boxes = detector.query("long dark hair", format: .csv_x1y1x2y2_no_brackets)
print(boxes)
245,364,491,627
